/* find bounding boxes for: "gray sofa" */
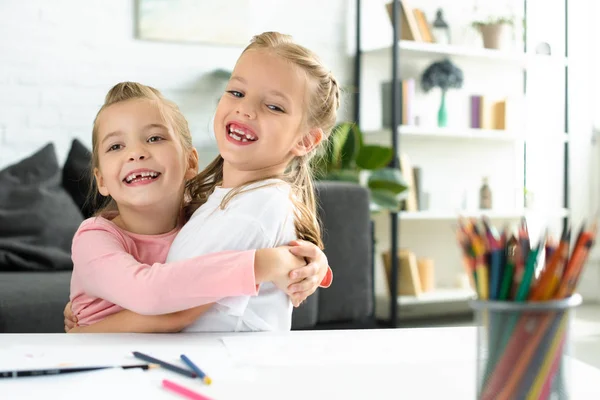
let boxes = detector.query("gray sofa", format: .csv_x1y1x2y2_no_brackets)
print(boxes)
0,141,374,332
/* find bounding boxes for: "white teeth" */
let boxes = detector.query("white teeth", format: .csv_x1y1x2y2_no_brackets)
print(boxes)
125,171,158,183
228,125,257,141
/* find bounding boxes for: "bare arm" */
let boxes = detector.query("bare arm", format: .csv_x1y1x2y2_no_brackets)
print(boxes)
69,303,214,333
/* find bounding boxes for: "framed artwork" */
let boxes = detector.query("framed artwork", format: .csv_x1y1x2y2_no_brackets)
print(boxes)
135,0,280,46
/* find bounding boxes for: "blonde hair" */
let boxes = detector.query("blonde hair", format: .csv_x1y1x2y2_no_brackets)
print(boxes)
185,32,341,249
88,81,195,216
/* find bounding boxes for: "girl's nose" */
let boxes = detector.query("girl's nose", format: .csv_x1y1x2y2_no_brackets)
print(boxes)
236,101,256,119
128,147,150,162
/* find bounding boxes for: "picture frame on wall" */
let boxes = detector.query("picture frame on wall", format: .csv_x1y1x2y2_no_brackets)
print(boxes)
135,0,275,46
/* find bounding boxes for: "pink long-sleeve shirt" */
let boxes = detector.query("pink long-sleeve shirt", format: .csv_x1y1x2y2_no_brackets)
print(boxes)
70,216,333,327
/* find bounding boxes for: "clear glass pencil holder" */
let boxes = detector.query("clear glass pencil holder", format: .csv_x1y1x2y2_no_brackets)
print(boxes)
469,294,582,400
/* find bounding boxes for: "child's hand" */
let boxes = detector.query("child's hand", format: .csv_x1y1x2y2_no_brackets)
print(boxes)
265,246,307,294
287,240,329,307
63,301,78,333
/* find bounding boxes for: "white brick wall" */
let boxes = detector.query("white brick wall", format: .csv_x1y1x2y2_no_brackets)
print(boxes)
0,0,352,169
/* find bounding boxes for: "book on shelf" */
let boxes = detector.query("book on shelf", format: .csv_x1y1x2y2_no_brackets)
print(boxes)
385,1,422,42
381,78,415,128
412,8,434,43
470,95,507,130
399,153,418,212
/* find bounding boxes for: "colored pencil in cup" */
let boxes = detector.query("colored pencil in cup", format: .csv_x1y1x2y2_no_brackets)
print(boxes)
180,354,212,385
132,351,196,379
162,379,214,400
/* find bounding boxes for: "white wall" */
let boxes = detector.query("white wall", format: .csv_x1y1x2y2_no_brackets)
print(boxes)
0,0,352,169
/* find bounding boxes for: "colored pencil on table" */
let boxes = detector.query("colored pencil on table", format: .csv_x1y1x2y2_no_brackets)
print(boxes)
180,354,212,385
132,351,196,379
162,379,214,400
0,364,156,379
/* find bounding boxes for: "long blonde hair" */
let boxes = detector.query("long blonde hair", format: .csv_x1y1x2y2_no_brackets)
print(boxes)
88,81,195,216
185,32,341,249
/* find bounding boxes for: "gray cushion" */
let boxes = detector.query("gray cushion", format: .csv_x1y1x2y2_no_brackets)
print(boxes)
0,143,84,271
314,182,373,323
0,271,71,333
62,139,103,219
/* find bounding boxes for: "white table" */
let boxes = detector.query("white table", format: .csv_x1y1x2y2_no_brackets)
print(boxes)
1,327,599,399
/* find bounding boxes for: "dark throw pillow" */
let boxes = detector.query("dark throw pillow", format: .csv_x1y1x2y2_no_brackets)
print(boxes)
0,143,84,271
62,138,102,219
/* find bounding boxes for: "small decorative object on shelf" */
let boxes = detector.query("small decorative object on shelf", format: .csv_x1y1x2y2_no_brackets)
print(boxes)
535,42,551,55
472,15,514,50
431,9,450,45
479,177,492,209
420,59,464,127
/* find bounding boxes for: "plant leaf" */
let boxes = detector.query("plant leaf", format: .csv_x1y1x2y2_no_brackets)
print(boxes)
370,189,401,211
368,168,408,194
321,170,361,183
356,145,394,170
340,123,363,169
329,123,352,169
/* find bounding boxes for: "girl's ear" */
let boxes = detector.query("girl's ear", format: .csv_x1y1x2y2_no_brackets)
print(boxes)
93,168,110,197
185,148,199,180
292,127,323,157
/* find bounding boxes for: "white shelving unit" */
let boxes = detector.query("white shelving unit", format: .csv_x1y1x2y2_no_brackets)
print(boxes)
365,126,569,143
356,2,569,324
399,208,569,221
364,40,568,68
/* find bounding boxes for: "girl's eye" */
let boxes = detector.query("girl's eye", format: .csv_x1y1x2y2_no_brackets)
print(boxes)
267,104,284,112
108,144,122,152
227,90,243,98
148,136,163,143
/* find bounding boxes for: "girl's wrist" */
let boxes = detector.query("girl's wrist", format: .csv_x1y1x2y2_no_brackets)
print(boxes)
254,248,273,283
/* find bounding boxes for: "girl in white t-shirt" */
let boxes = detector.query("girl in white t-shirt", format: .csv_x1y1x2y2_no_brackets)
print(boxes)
168,31,341,331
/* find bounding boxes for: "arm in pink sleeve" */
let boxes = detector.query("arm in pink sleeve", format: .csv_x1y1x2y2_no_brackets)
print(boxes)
72,227,258,315
320,267,333,288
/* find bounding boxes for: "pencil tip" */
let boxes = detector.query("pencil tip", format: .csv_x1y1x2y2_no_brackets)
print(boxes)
204,377,212,385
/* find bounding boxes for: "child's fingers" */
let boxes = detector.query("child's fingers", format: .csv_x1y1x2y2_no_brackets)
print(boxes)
291,292,309,307
287,275,319,294
289,262,319,281
288,240,321,261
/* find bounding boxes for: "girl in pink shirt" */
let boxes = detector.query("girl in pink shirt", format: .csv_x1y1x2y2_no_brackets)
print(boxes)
65,78,331,332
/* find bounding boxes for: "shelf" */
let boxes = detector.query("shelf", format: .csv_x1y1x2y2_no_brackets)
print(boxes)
399,288,476,306
399,208,570,221
375,288,476,320
364,126,569,144
364,40,567,67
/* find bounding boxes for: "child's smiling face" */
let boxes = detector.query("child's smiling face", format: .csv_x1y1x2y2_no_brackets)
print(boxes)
94,98,197,212
214,48,314,176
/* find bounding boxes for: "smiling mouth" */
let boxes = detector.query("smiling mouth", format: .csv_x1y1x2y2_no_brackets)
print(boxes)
227,124,258,142
123,171,161,184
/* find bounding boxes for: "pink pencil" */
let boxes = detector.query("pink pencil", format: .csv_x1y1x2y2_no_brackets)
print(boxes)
162,379,214,400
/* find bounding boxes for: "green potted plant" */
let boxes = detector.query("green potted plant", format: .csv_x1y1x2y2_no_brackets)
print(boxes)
312,122,408,212
472,15,514,50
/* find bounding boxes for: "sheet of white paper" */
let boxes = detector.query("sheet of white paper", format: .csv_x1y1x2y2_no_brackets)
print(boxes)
0,345,138,370
221,330,475,367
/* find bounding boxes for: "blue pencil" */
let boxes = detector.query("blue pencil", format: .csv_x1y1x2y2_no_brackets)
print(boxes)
132,351,196,379
180,354,212,385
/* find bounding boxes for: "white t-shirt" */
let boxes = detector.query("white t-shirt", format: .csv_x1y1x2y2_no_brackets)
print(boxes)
166,179,296,332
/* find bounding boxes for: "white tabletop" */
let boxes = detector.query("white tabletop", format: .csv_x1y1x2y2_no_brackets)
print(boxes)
1,327,599,399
